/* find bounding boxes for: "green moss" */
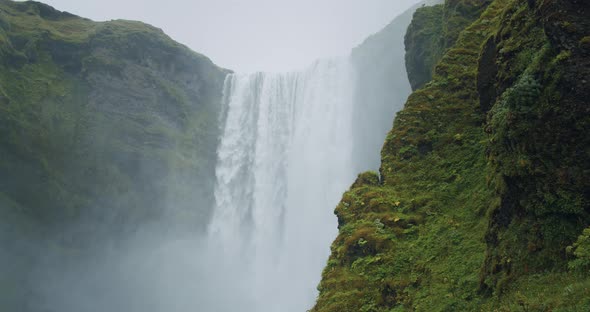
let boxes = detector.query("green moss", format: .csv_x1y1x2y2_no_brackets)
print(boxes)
404,4,445,91
481,0,590,295
313,1,509,311
0,2,228,305
480,273,590,310
352,171,381,188
568,227,590,273
404,0,492,91
315,0,589,310
0,0,227,222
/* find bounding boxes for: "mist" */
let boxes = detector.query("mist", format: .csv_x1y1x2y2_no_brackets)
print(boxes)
5,0,428,311
28,230,247,311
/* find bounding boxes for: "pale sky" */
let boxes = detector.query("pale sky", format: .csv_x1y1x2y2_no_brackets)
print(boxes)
40,0,421,72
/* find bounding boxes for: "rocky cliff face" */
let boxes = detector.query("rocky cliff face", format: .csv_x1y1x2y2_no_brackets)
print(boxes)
481,0,589,294
0,1,228,307
313,0,589,310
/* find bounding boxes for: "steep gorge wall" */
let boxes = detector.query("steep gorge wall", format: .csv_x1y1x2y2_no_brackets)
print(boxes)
313,0,589,310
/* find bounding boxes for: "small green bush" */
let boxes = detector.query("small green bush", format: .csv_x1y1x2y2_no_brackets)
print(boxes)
568,227,590,273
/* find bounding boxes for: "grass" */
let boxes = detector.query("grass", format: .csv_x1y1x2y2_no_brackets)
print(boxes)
313,0,590,310
313,1,508,310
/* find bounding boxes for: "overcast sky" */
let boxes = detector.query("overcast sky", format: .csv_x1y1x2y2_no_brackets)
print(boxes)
40,0,421,72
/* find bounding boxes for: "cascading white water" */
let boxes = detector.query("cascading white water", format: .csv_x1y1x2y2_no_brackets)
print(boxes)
208,57,356,311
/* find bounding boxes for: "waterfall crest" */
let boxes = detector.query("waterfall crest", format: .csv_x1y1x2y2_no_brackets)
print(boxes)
208,58,356,311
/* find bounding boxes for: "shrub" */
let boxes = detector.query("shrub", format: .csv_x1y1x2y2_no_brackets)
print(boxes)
567,227,590,273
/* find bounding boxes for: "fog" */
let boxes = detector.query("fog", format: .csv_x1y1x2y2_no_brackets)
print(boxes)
10,0,430,311
29,58,356,312
39,0,420,72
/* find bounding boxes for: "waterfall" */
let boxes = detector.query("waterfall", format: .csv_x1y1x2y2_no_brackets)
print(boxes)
208,57,356,311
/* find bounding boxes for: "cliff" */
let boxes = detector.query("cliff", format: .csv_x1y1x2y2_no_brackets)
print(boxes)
0,0,228,231
0,0,228,308
313,0,589,310
1,0,588,310
404,0,492,90
350,0,442,173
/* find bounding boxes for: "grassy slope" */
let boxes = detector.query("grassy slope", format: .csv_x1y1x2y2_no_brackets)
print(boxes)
0,0,227,230
313,0,589,311
0,1,227,306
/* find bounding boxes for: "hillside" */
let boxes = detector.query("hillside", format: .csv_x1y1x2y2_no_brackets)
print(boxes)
313,0,589,310
0,0,228,308
0,0,588,310
0,0,228,231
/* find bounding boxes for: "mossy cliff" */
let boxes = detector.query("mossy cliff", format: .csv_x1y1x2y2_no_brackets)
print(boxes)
0,1,228,305
405,0,492,91
350,0,441,172
0,0,228,232
313,0,589,310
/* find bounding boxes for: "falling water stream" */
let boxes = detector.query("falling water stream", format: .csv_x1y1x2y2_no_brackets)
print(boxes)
208,57,357,311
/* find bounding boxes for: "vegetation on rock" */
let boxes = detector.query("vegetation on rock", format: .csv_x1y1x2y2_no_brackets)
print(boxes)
0,0,227,229
1,0,588,310
313,0,590,310
404,0,491,90
0,0,228,307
